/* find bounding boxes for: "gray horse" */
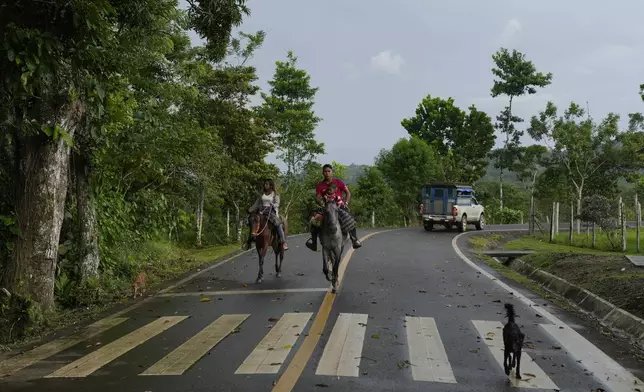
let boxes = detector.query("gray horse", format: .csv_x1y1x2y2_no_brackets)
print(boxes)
321,197,348,293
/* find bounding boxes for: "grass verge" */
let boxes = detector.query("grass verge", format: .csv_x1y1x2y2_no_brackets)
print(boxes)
470,233,644,321
0,242,241,350
467,235,574,312
468,233,644,363
510,229,642,254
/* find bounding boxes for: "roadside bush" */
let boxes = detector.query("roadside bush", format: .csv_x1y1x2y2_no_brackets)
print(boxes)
579,194,621,249
492,208,523,224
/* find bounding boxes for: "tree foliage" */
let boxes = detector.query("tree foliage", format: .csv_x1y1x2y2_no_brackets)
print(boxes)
0,0,286,338
351,167,401,227
490,48,552,208
401,95,495,183
256,51,325,219
528,102,620,203
375,136,444,220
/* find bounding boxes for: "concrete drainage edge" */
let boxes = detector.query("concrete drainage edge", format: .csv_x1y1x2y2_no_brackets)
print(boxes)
505,257,644,349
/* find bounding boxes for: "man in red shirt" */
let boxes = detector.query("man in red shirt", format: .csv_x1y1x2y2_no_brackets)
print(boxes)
305,164,362,251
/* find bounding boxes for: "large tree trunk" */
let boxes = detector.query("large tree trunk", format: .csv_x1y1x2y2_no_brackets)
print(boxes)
1,101,84,313
75,152,100,282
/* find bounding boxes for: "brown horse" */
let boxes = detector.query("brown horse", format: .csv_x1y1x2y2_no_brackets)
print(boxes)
249,207,286,283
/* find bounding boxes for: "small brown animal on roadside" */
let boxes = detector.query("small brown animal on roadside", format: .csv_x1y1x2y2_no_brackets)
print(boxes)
132,272,146,298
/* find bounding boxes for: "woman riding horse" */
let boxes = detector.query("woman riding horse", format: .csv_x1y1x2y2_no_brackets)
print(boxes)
243,179,288,251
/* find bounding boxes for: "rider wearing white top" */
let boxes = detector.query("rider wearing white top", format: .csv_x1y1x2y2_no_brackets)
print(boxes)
260,192,279,215
243,179,288,251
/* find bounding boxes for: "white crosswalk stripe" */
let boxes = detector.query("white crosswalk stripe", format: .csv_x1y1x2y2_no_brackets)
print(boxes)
405,316,456,383
141,314,249,376
0,317,127,378
541,323,643,392
235,312,313,374
316,313,368,377
471,320,558,390
46,316,188,378
1,311,631,390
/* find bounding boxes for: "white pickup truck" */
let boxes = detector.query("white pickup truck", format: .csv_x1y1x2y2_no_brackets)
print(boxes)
419,183,485,232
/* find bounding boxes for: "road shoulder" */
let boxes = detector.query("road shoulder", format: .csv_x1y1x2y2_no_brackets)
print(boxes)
453,230,644,384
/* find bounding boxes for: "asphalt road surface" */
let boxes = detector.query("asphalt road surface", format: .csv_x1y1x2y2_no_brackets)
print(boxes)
1,225,643,392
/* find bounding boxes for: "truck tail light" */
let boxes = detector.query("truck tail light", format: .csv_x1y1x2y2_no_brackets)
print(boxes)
452,206,458,216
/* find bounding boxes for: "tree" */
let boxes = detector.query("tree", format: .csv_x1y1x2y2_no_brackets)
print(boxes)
351,167,401,227
401,95,495,183
509,145,547,231
257,51,325,218
528,101,620,233
375,136,445,221
0,0,252,320
490,48,553,209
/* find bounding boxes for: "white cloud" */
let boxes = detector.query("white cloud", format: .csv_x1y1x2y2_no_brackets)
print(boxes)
500,18,522,45
370,50,405,75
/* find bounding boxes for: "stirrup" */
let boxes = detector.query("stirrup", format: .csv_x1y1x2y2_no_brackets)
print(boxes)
305,238,317,251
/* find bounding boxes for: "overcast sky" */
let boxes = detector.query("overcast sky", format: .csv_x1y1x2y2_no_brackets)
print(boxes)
181,0,644,169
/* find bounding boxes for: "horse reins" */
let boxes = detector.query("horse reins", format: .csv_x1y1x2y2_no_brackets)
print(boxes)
252,205,272,236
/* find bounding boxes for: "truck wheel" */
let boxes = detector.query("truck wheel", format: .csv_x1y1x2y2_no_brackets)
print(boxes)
458,215,467,233
424,223,433,232
475,214,485,230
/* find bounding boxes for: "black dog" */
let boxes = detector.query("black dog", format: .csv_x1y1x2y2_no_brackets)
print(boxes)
503,303,525,379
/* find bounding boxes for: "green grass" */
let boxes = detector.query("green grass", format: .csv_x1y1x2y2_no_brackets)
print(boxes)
468,234,503,251
0,241,241,349
469,250,574,313
181,244,241,263
468,232,644,329
143,242,241,285
504,235,617,255
504,231,644,255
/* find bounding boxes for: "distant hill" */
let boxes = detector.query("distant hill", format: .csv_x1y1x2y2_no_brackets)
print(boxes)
481,160,520,184
344,164,369,185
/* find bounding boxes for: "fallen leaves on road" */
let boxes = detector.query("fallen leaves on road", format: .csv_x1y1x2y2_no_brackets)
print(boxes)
268,317,279,322
315,383,330,388
283,345,292,349
199,297,212,302
371,334,381,339
418,290,427,293
396,360,411,369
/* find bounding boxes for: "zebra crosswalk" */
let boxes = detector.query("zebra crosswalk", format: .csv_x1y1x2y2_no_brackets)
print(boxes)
0,311,627,390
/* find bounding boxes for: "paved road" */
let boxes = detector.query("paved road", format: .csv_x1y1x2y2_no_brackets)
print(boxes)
1,226,643,392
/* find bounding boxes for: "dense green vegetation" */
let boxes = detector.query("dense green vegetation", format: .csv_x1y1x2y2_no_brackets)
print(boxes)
1,1,643,344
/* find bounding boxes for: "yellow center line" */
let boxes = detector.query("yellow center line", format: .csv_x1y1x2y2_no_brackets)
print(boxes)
271,230,391,392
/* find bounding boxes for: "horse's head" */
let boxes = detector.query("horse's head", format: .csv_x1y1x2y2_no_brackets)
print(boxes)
249,211,261,234
323,197,340,228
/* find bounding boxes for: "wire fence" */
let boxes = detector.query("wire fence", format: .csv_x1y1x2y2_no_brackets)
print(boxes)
529,196,642,253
